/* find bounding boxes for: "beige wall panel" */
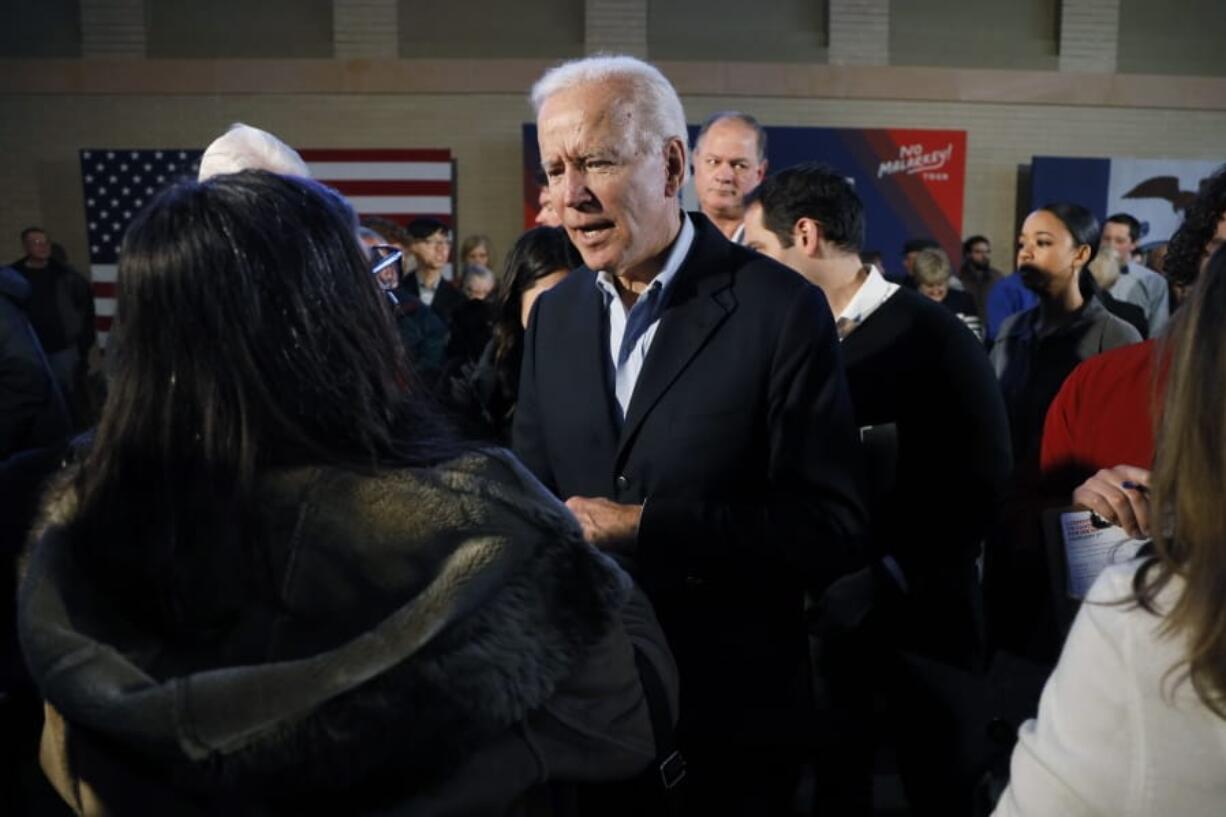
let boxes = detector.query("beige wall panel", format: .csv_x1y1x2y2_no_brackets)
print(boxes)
1,91,1224,285
146,0,333,58
1118,0,1226,77
891,0,1058,71
648,0,826,63
396,0,583,59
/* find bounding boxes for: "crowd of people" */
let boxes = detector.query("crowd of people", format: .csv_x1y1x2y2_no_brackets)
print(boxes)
3,53,1226,817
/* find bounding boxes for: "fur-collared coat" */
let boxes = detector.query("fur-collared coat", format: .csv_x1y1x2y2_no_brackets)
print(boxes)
19,448,676,816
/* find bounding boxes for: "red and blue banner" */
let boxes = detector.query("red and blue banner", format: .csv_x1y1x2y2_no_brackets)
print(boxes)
523,124,967,279
1031,156,1222,248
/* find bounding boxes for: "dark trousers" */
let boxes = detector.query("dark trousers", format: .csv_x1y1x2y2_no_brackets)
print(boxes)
810,593,987,817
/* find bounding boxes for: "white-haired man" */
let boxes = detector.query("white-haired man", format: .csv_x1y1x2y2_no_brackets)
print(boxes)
691,111,768,242
198,123,309,181
513,55,866,813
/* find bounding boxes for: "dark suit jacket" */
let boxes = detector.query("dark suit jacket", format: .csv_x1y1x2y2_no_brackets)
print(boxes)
397,272,465,325
513,214,867,750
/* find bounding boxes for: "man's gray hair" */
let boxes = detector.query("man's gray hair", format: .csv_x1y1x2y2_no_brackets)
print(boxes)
198,123,310,181
531,55,688,183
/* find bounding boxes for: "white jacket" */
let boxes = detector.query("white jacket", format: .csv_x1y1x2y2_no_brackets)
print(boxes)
993,561,1226,817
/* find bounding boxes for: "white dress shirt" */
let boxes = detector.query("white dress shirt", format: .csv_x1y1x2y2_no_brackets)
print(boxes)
835,265,899,330
595,213,695,419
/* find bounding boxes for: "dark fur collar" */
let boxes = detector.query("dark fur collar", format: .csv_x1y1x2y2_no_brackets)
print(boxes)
19,449,628,804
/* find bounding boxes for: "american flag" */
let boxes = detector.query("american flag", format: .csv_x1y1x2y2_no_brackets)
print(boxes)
80,147,456,347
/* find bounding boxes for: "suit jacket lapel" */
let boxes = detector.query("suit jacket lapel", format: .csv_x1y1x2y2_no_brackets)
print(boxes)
616,224,735,464
560,269,624,445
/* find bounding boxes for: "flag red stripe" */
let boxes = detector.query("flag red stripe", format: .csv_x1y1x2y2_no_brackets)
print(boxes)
324,180,453,196
299,149,451,162
93,282,116,297
96,316,114,331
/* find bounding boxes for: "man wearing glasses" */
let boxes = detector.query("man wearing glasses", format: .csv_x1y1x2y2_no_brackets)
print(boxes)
398,218,464,324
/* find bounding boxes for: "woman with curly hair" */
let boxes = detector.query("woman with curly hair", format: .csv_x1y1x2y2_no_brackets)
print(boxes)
1164,164,1226,309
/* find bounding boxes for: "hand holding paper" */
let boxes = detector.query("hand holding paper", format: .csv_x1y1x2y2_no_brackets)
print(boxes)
1072,465,1151,539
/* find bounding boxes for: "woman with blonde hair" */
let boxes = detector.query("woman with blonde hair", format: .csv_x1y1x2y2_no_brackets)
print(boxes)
993,244,1226,815
912,247,983,339
459,233,494,270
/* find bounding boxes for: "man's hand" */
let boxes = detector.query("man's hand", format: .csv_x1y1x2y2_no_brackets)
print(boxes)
1072,465,1152,539
565,496,642,551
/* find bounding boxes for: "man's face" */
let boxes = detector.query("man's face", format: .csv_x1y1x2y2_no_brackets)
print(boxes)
1101,221,1137,260
22,231,51,262
412,230,450,273
742,203,811,282
692,119,766,222
538,80,682,278
534,186,562,228
967,240,991,268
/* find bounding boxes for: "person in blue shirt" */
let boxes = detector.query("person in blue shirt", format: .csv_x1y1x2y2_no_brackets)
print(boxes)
985,270,1039,344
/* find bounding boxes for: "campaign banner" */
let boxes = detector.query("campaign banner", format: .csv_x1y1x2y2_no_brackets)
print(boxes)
523,124,967,278
1031,156,1221,247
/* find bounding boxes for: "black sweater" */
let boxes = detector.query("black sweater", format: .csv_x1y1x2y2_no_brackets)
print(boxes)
841,288,1012,598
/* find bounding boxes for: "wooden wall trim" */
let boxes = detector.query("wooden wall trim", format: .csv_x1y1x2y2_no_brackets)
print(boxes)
2,58,1223,110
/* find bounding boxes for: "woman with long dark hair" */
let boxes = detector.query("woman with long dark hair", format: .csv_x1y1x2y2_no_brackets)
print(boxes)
18,172,672,815
992,244,1226,816
451,226,573,443
991,202,1142,465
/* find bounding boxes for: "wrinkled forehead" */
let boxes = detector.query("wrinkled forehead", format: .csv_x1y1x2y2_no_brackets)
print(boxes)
538,81,643,151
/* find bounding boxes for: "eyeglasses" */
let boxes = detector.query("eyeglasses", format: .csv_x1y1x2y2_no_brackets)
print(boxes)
369,244,403,281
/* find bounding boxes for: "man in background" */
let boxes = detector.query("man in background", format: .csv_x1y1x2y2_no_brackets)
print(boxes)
960,234,1003,320
9,227,93,413
399,218,464,324
691,111,768,242
744,163,1011,817
1101,213,1169,336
